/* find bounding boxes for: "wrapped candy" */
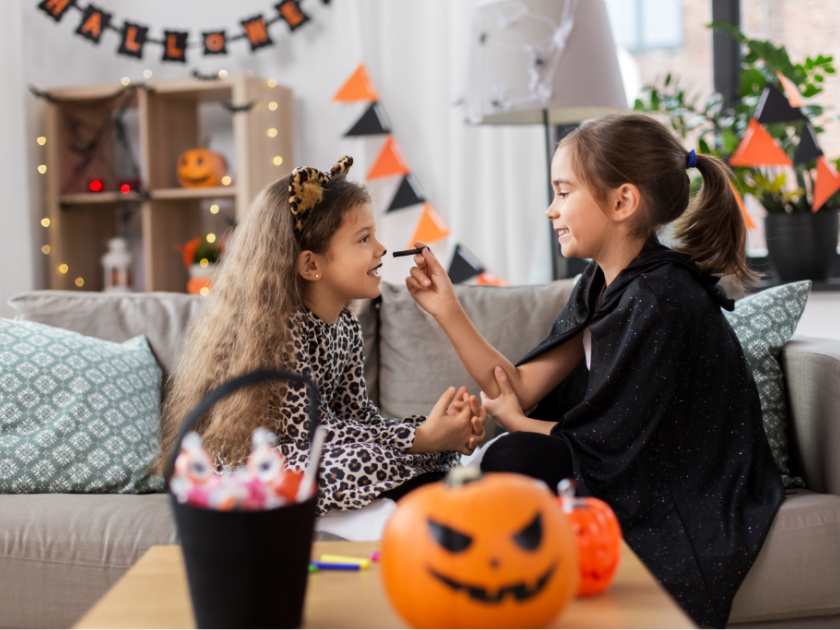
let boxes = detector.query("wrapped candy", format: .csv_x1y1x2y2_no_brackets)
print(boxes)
170,428,310,511
170,433,221,507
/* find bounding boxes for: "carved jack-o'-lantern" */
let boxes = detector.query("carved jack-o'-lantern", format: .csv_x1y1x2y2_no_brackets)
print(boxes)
381,468,579,629
557,479,622,597
176,147,228,188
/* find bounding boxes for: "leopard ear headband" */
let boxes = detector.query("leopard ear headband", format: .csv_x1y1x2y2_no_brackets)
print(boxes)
288,155,354,232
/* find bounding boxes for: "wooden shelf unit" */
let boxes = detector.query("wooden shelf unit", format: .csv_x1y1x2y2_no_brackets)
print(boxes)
42,76,293,292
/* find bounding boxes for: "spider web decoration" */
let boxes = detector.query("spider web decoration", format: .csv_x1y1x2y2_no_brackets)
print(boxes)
463,0,578,124
57,87,143,195
31,83,256,195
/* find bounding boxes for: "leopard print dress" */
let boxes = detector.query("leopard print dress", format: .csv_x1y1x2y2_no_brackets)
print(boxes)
279,306,458,515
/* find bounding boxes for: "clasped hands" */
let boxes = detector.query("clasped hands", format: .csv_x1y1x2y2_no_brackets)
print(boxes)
412,386,486,456
411,368,536,458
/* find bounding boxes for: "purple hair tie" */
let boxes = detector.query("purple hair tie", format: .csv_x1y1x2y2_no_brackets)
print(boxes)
686,149,697,169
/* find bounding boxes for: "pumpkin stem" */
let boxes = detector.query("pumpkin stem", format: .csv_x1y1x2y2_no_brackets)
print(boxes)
444,465,483,487
557,478,576,513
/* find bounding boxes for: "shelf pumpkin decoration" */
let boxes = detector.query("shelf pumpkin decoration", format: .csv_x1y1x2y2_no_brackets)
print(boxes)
381,467,579,629
557,478,622,597
175,235,224,295
176,146,229,188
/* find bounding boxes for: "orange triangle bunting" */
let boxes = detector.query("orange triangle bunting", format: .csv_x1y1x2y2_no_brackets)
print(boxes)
813,156,840,211
729,118,792,168
477,272,509,286
776,71,804,108
730,181,756,230
333,64,378,102
367,137,410,180
408,204,450,247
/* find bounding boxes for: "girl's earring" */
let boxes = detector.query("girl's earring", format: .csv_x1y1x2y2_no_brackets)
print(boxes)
315,274,320,279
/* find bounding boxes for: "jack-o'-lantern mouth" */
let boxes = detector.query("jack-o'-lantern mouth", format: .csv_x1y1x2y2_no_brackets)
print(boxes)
180,174,214,185
427,563,557,603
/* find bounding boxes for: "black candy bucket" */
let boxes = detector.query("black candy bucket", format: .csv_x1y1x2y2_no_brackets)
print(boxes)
164,369,321,629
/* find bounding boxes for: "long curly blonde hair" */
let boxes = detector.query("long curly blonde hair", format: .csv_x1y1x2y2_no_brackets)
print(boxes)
157,174,370,473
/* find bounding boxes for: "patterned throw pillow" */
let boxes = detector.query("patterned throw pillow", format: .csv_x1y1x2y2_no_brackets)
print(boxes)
0,319,164,493
724,280,811,489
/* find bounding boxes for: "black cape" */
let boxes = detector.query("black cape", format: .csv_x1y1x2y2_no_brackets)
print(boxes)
521,241,784,628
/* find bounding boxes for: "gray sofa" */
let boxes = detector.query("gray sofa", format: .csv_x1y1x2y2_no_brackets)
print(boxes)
1,282,839,629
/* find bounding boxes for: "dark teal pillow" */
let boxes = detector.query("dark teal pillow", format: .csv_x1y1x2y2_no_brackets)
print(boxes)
0,319,164,493
724,280,811,488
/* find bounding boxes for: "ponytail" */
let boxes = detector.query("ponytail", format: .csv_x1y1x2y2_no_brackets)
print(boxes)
672,154,757,287
561,113,756,288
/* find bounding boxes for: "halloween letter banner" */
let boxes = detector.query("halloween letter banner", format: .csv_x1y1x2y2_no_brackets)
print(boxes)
37,0,322,62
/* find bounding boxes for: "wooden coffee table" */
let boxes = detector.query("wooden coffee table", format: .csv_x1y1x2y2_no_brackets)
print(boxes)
74,541,696,628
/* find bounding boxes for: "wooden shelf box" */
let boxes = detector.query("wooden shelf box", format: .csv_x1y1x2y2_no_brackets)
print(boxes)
42,76,293,292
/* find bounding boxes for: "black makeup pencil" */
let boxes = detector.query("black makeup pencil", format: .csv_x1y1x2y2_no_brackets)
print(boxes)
392,247,426,258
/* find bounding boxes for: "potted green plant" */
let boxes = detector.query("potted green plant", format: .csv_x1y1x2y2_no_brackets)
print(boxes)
634,23,840,283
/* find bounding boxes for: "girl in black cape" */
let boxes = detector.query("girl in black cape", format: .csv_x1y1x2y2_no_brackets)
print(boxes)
405,113,784,628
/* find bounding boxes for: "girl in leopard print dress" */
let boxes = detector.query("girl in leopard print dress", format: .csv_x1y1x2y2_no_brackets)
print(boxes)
158,157,485,515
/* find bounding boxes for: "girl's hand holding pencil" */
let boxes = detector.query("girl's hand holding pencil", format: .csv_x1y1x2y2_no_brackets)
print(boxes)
404,242,461,320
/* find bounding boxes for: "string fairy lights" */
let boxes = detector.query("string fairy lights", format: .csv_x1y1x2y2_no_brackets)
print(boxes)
34,74,286,293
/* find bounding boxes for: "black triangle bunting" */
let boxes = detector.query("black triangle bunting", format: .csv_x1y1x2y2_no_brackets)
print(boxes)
344,102,391,136
448,244,485,284
794,121,823,164
386,174,425,212
755,84,806,124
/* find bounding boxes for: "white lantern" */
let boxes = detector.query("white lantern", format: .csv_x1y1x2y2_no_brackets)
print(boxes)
101,237,133,292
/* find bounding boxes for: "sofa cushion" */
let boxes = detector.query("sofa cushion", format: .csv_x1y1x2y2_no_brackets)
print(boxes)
0,491,354,628
376,279,577,420
781,336,840,495
0,319,163,493
0,493,178,628
7,290,203,374
7,291,382,406
724,281,811,488
729,489,840,624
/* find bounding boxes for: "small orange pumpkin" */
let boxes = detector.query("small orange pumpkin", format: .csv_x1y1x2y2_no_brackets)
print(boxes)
381,467,579,629
176,147,228,188
186,275,212,295
557,479,622,596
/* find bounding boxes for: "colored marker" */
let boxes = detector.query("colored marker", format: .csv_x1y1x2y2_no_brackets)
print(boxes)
320,553,371,569
392,247,426,258
310,561,361,571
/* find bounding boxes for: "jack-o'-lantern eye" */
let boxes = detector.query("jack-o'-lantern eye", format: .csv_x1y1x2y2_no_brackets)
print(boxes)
428,518,473,552
513,513,543,551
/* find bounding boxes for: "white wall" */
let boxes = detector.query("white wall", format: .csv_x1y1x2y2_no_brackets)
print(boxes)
0,0,35,318
4,0,564,314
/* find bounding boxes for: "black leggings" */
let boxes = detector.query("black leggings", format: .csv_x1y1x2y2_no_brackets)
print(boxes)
480,432,574,494
378,471,446,502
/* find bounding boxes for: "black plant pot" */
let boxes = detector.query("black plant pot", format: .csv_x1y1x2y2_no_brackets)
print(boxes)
765,210,839,283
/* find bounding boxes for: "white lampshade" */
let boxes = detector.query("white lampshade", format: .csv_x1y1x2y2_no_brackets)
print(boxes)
463,0,627,125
